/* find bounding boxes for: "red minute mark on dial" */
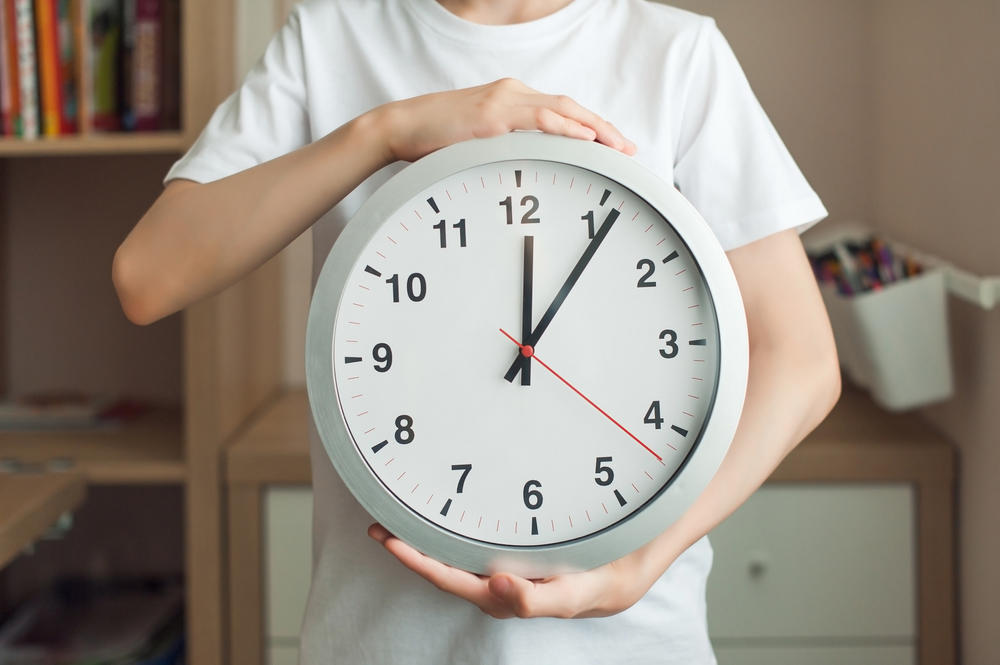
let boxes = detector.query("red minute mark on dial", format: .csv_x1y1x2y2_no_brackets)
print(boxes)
498,328,668,461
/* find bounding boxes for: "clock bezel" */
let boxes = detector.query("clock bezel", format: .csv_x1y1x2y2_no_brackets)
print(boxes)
306,132,748,577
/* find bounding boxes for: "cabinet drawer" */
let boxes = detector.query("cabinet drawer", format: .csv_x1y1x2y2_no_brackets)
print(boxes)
268,644,300,665
714,644,914,665
707,485,915,640
263,487,313,639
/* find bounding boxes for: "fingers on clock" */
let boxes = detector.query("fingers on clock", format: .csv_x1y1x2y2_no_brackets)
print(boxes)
540,93,636,155
477,78,635,153
533,107,597,141
366,522,392,543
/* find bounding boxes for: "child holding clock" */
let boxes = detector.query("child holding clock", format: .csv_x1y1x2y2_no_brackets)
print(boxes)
113,1,841,663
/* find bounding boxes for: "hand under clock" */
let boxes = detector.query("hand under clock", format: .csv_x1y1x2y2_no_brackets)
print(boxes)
368,521,659,620
504,208,620,383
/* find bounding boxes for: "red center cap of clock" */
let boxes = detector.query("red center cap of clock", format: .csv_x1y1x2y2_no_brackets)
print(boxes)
521,345,534,358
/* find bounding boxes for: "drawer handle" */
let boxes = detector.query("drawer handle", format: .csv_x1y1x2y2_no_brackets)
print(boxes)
747,552,769,579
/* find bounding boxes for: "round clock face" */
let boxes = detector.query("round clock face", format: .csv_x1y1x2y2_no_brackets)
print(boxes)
307,134,747,576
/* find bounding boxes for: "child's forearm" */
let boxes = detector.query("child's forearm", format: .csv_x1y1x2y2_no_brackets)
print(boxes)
634,231,843,581
113,78,635,326
113,112,391,325
635,341,842,580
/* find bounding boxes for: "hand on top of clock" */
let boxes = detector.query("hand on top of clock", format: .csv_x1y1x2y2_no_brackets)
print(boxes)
375,78,637,164
504,207,620,383
368,522,663,619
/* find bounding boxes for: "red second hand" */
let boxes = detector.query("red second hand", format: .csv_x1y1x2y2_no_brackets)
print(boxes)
499,328,668,461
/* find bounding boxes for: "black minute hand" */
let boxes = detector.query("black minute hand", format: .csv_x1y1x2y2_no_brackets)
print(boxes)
504,208,620,383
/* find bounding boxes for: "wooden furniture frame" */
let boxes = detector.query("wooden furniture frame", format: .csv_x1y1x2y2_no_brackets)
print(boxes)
225,385,957,665
0,2,285,663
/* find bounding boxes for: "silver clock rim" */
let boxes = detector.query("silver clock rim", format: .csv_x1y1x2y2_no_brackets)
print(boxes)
305,132,748,577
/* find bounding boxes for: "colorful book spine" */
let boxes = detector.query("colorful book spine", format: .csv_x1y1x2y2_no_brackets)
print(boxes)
55,0,78,133
159,0,177,129
35,0,62,136
131,0,160,131
119,0,134,129
89,0,120,131
13,0,37,139
3,0,21,136
2,0,177,138
0,0,10,134
74,0,90,132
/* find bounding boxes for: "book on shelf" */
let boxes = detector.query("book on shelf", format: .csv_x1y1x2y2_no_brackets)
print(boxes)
13,0,39,139
2,1,20,135
0,392,153,430
91,0,122,131
0,0,180,140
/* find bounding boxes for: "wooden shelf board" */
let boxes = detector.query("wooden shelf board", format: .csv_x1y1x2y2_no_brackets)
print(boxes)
0,409,186,484
227,391,311,485
0,472,86,568
0,132,189,157
774,381,956,484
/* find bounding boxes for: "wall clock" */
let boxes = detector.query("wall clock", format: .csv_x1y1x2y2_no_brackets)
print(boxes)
306,132,748,578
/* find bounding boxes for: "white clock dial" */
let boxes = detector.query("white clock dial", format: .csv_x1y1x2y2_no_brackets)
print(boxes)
330,158,720,547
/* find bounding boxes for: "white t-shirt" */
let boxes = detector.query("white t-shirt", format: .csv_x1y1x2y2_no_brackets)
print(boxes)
166,1,827,663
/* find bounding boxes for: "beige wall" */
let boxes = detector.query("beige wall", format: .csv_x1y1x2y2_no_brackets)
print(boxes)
870,2,1000,664
672,2,999,662
669,0,875,224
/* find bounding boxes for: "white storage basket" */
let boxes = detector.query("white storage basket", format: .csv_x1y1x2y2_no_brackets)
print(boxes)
820,267,954,411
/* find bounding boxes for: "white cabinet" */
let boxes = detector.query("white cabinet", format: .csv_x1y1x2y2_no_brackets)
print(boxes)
713,645,914,665
263,487,313,659
267,645,300,665
708,485,916,664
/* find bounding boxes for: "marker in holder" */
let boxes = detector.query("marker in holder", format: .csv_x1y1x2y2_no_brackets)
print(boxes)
807,234,954,411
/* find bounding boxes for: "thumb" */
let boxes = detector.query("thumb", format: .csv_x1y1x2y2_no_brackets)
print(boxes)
488,574,534,612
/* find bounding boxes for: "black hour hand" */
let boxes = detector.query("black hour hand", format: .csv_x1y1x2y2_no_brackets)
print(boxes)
504,208,620,383
518,236,534,385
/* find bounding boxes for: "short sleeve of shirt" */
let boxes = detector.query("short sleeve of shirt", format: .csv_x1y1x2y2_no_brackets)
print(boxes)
164,8,310,185
673,18,828,251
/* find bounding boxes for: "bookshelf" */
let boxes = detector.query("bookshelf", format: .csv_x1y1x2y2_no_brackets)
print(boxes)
0,473,86,569
0,1,280,664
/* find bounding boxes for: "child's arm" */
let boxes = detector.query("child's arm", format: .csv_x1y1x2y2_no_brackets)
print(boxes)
369,226,842,619
113,78,635,325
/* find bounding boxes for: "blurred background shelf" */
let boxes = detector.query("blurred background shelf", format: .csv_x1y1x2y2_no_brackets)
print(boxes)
0,133,189,158
0,473,86,568
0,409,185,484
0,1,276,662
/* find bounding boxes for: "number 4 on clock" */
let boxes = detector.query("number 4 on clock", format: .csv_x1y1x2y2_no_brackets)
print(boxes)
644,401,664,429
